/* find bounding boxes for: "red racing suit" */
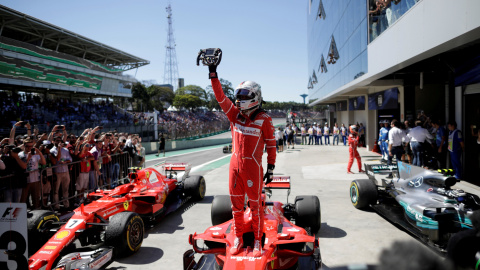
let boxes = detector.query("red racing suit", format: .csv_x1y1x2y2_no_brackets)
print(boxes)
212,78,276,240
348,134,362,171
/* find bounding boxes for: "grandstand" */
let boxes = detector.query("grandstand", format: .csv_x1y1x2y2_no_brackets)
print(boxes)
0,4,149,98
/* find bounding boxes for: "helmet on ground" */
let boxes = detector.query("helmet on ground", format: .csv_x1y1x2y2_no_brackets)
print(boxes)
350,125,358,134
235,81,262,111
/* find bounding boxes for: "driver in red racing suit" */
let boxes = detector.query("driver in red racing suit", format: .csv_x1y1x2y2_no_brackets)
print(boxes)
347,125,365,174
208,65,276,257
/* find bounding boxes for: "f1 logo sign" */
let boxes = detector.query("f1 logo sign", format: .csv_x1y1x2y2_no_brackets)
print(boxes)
1,207,21,220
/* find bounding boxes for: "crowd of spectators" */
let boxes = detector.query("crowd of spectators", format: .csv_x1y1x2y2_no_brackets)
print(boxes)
0,91,131,132
0,121,146,210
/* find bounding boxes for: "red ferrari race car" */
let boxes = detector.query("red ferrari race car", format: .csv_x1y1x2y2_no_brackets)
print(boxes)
27,162,206,270
184,176,322,270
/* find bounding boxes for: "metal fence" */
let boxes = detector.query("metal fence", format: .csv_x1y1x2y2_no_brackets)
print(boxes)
0,152,134,211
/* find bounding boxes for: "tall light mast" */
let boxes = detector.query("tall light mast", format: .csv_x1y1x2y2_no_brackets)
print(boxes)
163,4,179,91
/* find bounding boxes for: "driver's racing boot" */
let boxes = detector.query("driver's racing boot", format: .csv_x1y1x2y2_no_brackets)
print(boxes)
230,237,243,255
253,239,262,257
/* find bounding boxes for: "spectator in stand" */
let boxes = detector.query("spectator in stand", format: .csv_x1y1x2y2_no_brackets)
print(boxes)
19,138,46,209
324,123,331,145
50,135,73,210
432,119,447,168
300,124,307,145
75,141,94,204
407,120,433,167
1,140,28,203
447,121,464,180
333,123,340,145
89,138,103,191
39,141,55,207
308,125,314,145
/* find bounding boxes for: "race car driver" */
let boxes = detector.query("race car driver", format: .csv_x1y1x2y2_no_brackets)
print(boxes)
207,64,277,257
347,125,364,174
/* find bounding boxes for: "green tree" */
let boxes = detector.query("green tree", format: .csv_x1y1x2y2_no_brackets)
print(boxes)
173,94,202,111
205,78,235,110
129,82,148,111
176,85,207,101
147,85,174,111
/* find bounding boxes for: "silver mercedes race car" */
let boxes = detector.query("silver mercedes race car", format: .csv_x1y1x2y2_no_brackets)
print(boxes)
349,161,480,252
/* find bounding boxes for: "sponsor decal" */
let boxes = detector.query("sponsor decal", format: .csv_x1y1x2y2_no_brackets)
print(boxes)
212,232,220,235
287,228,300,232
230,256,262,261
89,250,112,268
0,207,22,222
47,241,62,244
39,251,53,254
408,176,423,188
54,230,70,240
253,120,264,126
247,180,253,188
124,200,129,210
272,177,290,183
103,206,119,217
65,219,82,229
427,188,433,192
234,123,261,137
406,205,423,222
210,227,222,231
44,246,57,250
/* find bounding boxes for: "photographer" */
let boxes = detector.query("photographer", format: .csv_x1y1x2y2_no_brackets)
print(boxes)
9,121,32,146
123,136,144,167
19,138,46,209
1,141,28,203
50,135,73,210
75,141,94,204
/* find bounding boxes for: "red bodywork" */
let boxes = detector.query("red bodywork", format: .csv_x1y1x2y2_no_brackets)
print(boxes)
28,163,191,270
188,177,318,270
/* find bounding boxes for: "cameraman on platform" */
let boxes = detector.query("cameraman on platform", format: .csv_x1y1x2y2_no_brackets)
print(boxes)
204,49,276,257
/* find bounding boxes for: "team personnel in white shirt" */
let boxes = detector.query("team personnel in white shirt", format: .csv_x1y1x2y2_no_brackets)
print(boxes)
388,120,407,166
407,120,434,167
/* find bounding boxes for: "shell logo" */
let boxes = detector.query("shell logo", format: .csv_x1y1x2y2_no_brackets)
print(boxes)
54,230,70,240
44,246,57,250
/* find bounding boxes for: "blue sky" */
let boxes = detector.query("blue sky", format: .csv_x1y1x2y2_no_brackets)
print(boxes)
3,0,309,103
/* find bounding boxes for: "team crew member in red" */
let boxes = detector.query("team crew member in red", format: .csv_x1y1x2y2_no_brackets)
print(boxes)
347,125,365,174
208,65,277,257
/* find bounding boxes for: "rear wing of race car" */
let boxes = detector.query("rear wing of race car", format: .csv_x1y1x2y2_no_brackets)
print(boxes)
163,163,192,181
364,163,398,185
265,176,292,203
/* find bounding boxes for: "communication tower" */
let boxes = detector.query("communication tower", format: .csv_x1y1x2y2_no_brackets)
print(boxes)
163,4,179,91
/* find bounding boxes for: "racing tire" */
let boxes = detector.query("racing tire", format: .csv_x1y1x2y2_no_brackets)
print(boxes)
295,196,321,235
184,175,206,201
27,210,59,256
105,212,144,257
350,179,378,209
223,146,228,153
211,195,233,226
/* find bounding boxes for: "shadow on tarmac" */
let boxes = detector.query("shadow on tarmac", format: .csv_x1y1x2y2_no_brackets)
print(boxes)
109,247,164,267
145,196,214,236
317,222,347,238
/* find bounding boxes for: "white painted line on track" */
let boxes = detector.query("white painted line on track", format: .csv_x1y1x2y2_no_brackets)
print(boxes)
191,154,232,172
146,145,224,163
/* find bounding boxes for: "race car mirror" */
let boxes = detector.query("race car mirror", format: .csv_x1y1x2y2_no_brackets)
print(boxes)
196,48,222,66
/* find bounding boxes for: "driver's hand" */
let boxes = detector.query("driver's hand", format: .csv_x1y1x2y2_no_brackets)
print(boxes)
263,164,275,185
208,65,217,79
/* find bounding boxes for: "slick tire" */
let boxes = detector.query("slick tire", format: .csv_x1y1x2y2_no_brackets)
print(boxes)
105,212,144,257
350,179,378,209
223,146,228,153
184,175,206,201
295,196,321,234
211,195,233,226
27,210,58,256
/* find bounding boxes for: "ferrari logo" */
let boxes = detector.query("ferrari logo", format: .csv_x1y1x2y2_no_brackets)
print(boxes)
146,171,150,179
124,201,129,210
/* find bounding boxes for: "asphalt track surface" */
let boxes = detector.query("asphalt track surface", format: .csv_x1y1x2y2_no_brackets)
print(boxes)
105,121,480,269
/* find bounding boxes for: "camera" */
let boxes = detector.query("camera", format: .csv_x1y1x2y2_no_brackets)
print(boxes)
197,48,222,66
98,126,103,130
31,149,35,155
19,121,26,127
58,125,65,129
